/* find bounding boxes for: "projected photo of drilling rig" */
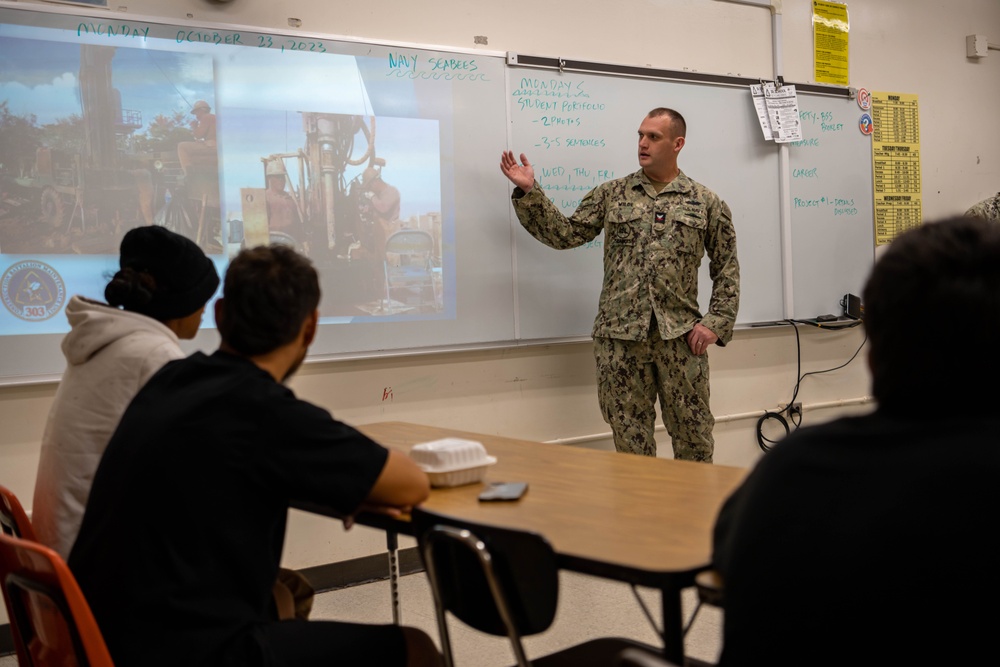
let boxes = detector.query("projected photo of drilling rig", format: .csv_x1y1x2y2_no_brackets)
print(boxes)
235,112,444,317
0,41,220,255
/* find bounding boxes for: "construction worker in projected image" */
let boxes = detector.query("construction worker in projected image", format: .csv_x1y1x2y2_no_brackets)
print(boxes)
177,100,218,173
264,159,308,252
359,165,401,302
361,165,401,234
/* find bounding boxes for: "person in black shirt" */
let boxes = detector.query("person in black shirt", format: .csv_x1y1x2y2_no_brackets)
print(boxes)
70,244,441,667
712,216,1000,665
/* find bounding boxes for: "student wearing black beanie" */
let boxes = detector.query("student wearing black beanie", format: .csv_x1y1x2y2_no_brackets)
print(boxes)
33,226,220,560
107,225,221,331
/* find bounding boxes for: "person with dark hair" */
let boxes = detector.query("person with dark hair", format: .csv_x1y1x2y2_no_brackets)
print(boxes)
711,216,1000,665
32,225,219,560
68,244,441,667
500,107,739,461
215,243,321,359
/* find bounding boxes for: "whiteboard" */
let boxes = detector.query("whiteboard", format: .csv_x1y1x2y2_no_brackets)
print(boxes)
0,3,875,384
509,68,785,339
0,3,514,382
788,94,874,318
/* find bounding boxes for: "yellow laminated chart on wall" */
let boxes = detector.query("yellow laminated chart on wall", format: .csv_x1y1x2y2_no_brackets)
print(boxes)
871,91,921,246
813,1,849,86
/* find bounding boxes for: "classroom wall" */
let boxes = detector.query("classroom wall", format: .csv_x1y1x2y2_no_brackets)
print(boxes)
1,0,997,585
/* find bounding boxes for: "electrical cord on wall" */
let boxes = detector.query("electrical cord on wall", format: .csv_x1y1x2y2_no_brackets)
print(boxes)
755,319,868,452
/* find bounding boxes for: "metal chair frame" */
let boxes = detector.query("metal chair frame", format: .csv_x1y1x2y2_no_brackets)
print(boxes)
414,507,660,667
382,229,436,313
421,524,532,667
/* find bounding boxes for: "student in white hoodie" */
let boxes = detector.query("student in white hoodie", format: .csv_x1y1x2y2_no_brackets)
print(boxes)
32,226,219,560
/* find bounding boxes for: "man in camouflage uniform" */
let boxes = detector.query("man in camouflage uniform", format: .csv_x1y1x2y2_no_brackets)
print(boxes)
500,108,739,462
966,192,1000,222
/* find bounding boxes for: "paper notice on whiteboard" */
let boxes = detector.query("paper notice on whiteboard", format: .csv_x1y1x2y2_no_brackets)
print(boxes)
750,84,774,141
763,83,803,143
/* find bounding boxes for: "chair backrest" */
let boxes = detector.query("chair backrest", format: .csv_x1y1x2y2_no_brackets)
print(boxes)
0,484,36,540
385,230,434,279
413,507,560,635
0,532,115,667
694,568,724,607
385,229,434,258
412,507,560,666
682,568,725,642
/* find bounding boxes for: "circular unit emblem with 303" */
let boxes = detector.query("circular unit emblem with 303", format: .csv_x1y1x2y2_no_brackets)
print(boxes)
1,259,67,321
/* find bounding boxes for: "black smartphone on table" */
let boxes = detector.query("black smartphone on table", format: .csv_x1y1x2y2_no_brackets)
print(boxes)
478,481,528,501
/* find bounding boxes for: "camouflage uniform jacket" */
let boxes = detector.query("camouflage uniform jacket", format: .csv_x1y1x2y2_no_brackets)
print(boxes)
966,193,1000,222
512,169,739,344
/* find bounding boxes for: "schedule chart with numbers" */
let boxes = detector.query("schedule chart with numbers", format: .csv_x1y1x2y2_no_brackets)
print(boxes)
871,92,922,245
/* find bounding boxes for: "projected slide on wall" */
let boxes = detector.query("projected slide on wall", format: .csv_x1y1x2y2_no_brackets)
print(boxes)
0,5,514,381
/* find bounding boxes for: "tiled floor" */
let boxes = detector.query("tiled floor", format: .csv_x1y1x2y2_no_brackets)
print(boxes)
0,570,722,666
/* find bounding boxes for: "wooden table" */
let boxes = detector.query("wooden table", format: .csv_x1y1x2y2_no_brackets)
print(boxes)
300,421,747,664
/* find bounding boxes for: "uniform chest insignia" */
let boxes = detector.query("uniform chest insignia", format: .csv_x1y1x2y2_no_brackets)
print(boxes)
613,224,633,241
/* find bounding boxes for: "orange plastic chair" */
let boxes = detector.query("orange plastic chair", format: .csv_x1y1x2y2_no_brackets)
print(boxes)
0,484,36,540
0,532,115,666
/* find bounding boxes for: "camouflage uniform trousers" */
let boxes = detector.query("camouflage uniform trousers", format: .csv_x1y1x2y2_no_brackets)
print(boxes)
594,328,714,462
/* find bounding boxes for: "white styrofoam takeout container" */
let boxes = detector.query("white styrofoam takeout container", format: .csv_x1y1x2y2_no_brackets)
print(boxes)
410,437,497,487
